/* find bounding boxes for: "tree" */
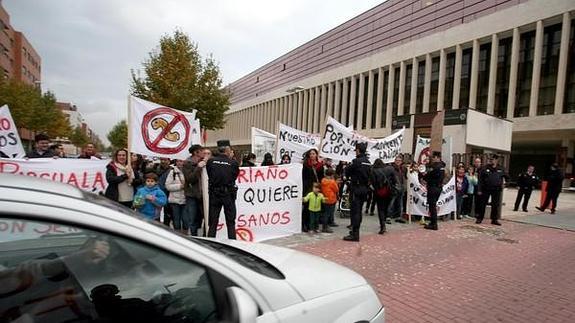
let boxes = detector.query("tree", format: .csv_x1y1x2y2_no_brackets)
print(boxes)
69,125,89,148
0,80,71,137
107,120,127,150
131,30,230,130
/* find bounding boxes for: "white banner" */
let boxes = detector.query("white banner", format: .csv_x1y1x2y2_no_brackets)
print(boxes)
251,127,276,163
320,116,404,163
215,163,303,242
413,135,452,168
128,96,200,160
0,158,109,193
0,105,25,158
275,123,321,163
406,172,456,216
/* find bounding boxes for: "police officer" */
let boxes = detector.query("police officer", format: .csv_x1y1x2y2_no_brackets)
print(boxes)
513,165,538,212
422,151,445,231
343,142,371,242
206,140,240,239
476,154,508,225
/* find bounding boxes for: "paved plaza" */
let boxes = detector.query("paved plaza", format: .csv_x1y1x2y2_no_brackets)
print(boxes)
266,189,575,322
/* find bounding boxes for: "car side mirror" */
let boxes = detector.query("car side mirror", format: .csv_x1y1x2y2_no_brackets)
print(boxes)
226,286,258,323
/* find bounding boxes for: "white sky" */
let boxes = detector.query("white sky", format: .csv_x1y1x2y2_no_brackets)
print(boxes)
5,0,384,145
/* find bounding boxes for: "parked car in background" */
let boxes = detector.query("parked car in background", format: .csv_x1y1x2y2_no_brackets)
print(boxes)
0,174,384,323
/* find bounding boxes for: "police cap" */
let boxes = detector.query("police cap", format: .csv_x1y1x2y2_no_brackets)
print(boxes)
217,140,231,148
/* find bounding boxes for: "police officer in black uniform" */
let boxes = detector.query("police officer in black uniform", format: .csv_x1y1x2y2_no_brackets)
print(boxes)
476,154,508,225
513,165,538,212
343,142,371,242
422,151,445,231
206,140,240,239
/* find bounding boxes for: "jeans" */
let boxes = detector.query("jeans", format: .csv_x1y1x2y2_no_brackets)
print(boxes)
170,203,186,230
390,188,404,218
456,193,464,217
375,196,392,230
323,204,336,226
184,196,197,234
309,211,321,231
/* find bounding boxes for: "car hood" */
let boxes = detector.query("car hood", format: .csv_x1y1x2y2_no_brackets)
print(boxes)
217,239,368,300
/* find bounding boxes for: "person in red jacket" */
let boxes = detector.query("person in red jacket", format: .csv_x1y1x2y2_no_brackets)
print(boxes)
321,168,339,233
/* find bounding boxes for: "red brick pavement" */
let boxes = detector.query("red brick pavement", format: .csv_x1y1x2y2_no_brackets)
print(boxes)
296,220,575,323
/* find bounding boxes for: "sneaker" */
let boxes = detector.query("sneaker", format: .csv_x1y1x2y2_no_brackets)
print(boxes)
551,209,556,214
424,223,438,230
322,228,334,233
395,218,406,224
512,209,518,212
475,219,482,224
522,209,528,212
491,220,502,226
378,229,386,235
313,229,320,233
343,235,359,242
535,206,544,212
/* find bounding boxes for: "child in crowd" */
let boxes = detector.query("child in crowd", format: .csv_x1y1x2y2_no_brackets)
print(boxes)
455,166,469,219
134,172,167,221
462,165,478,217
303,182,325,233
321,169,339,232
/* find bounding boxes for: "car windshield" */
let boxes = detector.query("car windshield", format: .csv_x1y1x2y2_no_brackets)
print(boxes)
82,191,285,280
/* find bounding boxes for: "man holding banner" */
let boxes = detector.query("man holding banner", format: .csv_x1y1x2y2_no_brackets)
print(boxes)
422,151,446,231
343,142,371,242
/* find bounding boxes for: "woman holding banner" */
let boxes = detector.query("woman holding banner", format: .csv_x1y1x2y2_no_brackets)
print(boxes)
104,149,135,208
302,149,324,232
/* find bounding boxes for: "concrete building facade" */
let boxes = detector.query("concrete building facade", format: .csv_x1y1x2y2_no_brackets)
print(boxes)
209,0,575,179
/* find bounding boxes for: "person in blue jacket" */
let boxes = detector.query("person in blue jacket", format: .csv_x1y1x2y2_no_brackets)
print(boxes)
133,172,167,221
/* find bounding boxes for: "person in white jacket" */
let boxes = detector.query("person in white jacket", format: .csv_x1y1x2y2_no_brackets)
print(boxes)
165,159,187,234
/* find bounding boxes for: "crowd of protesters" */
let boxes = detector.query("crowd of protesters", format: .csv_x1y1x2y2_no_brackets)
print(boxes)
8,133,567,241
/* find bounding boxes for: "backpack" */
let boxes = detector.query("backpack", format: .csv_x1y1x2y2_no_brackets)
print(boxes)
374,169,391,198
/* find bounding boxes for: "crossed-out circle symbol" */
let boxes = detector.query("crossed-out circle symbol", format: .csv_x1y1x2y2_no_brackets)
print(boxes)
142,107,190,154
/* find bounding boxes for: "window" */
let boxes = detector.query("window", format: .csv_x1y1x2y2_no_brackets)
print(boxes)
0,217,218,322
515,30,536,117
444,52,456,110
564,19,575,113
477,42,491,112
429,56,440,111
392,67,400,116
538,23,562,115
371,71,378,128
495,37,512,118
459,48,473,108
416,61,425,114
380,70,389,128
404,64,413,113
362,74,369,129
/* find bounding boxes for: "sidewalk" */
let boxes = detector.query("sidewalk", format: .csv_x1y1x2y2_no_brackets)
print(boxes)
502,188,575,231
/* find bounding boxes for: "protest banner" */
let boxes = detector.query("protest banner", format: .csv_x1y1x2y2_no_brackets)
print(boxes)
0,158,109,193
406,171,456,217
413,135,453,169
128,96,200,160
251,127,276,162
320,116,404,163
275,123,321,163
213,163,303,242
0,105,25,158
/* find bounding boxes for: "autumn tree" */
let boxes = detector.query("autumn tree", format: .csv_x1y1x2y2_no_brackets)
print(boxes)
0,80,71,137
69,125,90,148
130,30,230,130
107,120,127,150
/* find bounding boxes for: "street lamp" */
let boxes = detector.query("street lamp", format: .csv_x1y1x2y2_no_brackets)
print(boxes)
286,86,304,93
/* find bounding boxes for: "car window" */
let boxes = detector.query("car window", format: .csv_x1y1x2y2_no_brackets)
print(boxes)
0,217,218,323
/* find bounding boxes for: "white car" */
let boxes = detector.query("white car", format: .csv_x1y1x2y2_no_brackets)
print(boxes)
0,174,384,323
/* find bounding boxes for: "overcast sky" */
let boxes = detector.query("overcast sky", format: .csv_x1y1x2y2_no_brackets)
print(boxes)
5,0,384,145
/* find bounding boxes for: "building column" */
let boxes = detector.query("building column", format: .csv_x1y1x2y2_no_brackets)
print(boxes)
326,82,334,120
507,28,520,119
375,67,384,128
349,75,357,127
314,86,321,133
452,44,463,109
487,34,499,115
260,104,266,130
302,90,310,132
334,80,341,120
341,78,349,124
555,12,571,115
365,70,375,129
308,88,315,132
469,39,480,109
357,73,366,130
267,101,273,132
386,65,395,128
529,20,544,117
437,49,447,111
320,84,328,131
298,91,305,130
423,53,432,113
398,61,406,116
409,57,418,115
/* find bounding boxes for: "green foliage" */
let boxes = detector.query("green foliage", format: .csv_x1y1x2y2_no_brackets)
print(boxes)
131,30,230,130
107,120,127,150
69,126,90,148
0,80,71,138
